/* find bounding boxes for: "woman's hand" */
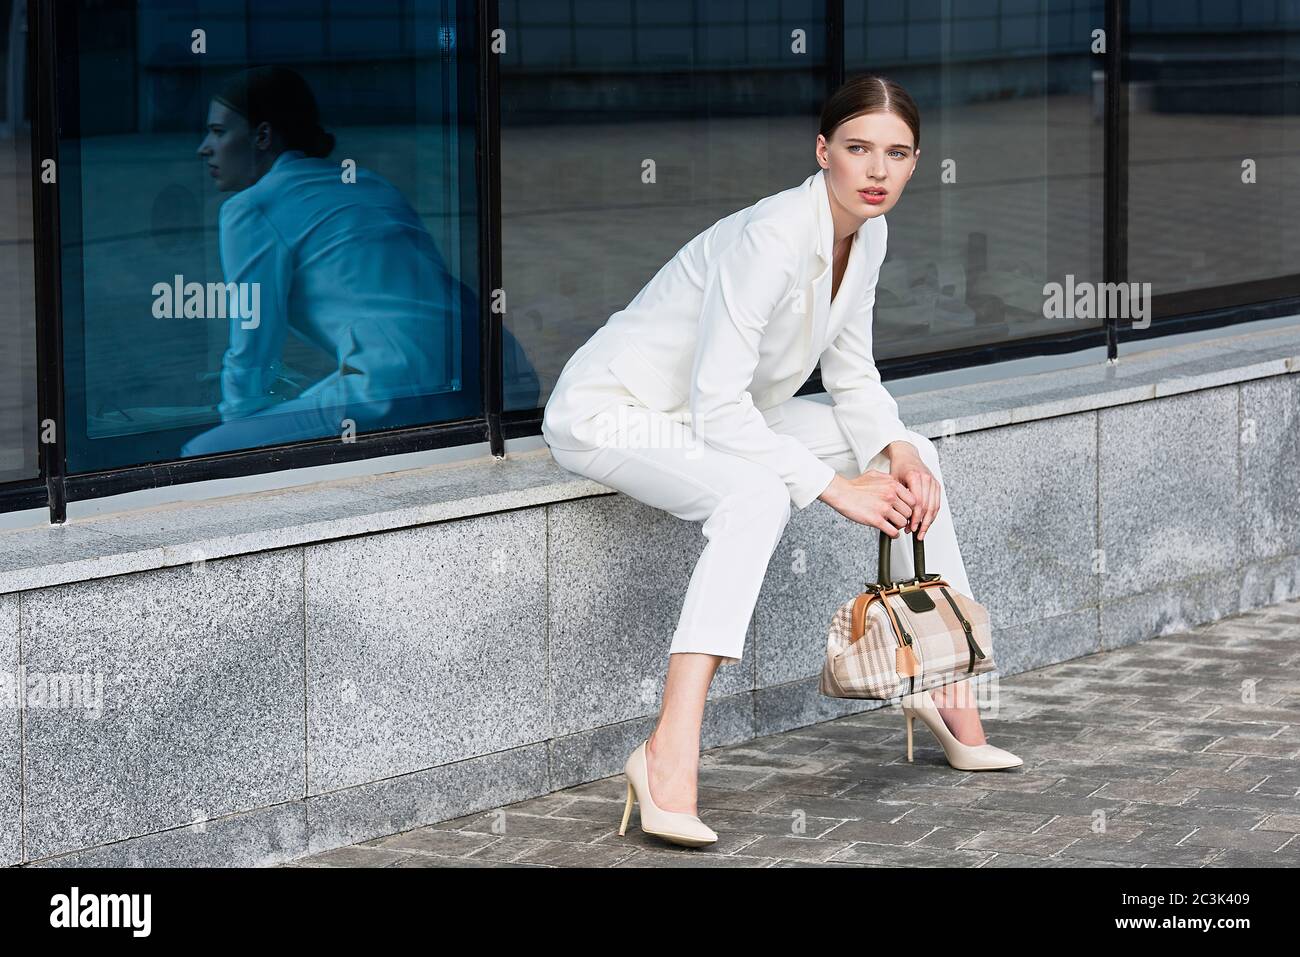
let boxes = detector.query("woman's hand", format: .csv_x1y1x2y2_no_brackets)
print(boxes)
818,471,917,538
886,443,941,540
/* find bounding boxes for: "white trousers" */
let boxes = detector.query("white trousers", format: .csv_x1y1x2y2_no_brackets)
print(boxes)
545,391,973,667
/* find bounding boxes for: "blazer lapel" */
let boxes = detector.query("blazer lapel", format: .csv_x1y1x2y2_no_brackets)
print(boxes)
804,168,868,381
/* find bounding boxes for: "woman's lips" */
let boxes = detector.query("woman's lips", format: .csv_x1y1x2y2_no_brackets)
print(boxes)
860,188,886,205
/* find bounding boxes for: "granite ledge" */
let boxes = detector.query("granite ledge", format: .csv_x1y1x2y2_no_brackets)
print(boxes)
898,323,1299,438
1,323,1296,595
0,450,609,595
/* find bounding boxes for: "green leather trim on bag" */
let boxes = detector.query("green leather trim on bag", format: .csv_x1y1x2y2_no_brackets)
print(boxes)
900,587,936,614
938,585,986,673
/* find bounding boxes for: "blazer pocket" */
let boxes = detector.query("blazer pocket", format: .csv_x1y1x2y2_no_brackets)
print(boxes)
607,343,688,412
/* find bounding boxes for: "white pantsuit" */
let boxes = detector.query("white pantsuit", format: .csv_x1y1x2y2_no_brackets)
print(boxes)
542,169,973,666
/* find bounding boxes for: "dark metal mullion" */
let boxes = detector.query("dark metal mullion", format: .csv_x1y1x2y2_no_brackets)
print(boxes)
827,0,844,99
1103,0,1128,361
480,0,504,455
29,0,67,524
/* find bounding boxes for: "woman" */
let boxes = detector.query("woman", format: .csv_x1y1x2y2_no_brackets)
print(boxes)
542,75,1020,849
183,65,538,456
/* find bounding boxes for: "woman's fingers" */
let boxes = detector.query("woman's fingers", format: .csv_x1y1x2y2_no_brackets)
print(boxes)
918,477,941,539
912,476,928,536
883,505,910,531
874,513,902,537
907,475,925,532
894,479,917,503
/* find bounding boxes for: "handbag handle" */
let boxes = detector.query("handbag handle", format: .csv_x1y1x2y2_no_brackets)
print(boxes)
876,527,926,588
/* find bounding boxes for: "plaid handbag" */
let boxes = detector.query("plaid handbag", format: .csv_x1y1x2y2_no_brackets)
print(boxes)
820,528,995,700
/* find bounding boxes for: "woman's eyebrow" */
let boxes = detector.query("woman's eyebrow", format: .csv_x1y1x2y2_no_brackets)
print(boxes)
845,138,912,151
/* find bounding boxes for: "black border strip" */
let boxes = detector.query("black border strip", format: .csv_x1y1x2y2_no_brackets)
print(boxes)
827,0,844,96
1103,0,1127,361
30,0,67,523
480,0,503,455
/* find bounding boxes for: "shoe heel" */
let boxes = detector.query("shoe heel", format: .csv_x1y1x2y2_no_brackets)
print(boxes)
618,778,634,836
899,687,1023,771
618,738,718,847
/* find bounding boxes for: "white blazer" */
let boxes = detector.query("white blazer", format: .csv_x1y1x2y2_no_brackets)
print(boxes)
543,167,911,510
211,149,453,422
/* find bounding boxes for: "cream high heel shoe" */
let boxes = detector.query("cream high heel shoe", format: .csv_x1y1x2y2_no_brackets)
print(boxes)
618,738,718,847
900,687,1023,770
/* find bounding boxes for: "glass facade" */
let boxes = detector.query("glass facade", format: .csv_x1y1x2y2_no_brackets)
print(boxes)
1126,1,1300,307
1,0,1297,515
56,0,484,472
845,0,1105,356
498,0,830,413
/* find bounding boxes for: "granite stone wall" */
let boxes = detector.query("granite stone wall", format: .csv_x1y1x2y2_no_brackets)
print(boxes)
3,375,1298,866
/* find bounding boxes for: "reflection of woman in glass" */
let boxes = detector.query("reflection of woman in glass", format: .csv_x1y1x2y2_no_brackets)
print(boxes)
183,65,536,455
543,75,1019,849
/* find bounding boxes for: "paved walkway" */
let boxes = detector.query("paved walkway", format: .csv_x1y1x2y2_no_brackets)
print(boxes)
289,598,1300,867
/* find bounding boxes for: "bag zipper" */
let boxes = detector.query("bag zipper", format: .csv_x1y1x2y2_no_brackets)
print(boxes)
870,584,921,694
892,599,921,694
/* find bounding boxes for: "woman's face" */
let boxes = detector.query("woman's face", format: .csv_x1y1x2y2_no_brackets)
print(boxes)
196,100,264,192
816,110,919,222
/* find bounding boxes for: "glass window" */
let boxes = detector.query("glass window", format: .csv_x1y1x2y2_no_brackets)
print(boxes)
56,0,479,473
498,0,829,413
845,0,1105,356
1127,0,1300,308
1,0,38,485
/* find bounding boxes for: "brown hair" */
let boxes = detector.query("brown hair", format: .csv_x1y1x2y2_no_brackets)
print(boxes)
819,73,920,151
215,65,336,158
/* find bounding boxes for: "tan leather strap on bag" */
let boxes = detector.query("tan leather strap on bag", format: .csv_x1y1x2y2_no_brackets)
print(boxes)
850,592,875,642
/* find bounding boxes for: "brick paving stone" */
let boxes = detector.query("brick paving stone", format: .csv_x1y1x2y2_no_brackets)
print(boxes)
1205,737,1300,758
1184,788,1300,813
1092,746,1240,771
385,855,502,868
1175,826,1293,852
464,837,554,862
1113,803,1269,830
739,793,920,823
1257,813,1300,832
913,826,983,849
362,828,500,857
294,846,414,868
1157,768,1271,792
895,804,1054,833
980,853,1131,867
956,830,1081,856
289,597,1300,867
